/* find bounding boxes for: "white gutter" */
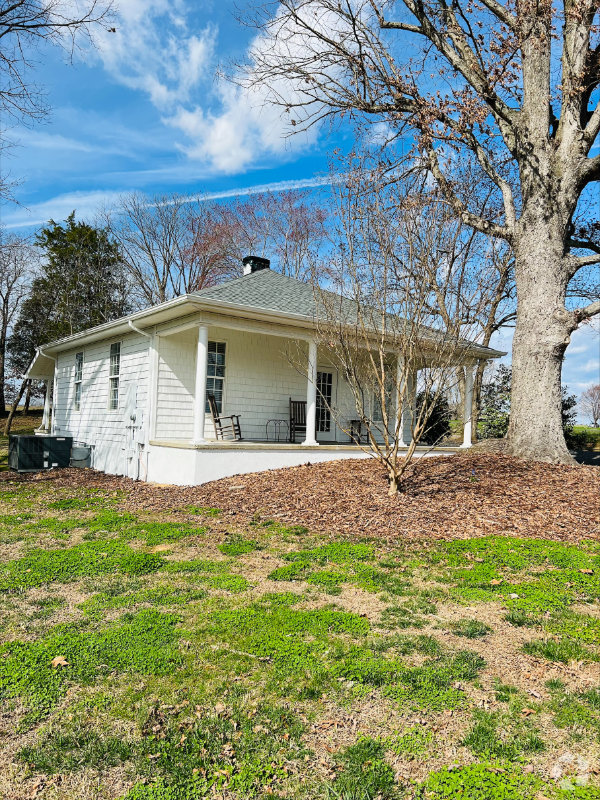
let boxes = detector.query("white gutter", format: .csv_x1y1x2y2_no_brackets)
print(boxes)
128,320,152,338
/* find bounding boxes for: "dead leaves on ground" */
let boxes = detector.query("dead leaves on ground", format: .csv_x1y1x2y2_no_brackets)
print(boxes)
2,453,599,544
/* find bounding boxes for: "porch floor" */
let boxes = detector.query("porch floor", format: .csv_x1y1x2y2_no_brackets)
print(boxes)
149,438,462,452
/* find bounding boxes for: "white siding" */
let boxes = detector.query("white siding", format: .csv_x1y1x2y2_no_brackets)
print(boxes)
211,326,308,441
155,328,196,440
152,325,398,444
53,332,150,475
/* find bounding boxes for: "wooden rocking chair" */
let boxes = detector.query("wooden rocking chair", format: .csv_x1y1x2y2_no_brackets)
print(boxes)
207,393,242,441
289,398,307,443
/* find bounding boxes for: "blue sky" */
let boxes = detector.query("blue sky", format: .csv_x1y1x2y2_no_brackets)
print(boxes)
0,0,598,414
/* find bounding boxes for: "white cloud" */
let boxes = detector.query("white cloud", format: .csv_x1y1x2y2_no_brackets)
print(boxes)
167,81,318,174
581,358,600,373
16,130,95,153
200,176,331,200
566,343,590,355
88,0,325,173
93,0,215,111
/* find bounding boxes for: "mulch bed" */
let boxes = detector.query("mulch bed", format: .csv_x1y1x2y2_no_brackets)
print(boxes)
2,453,599,543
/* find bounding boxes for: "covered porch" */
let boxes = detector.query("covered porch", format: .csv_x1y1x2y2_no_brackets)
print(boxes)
149,316,478,449
144,315,476,484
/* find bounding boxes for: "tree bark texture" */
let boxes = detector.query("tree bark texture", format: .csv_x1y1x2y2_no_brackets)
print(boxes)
22,381,31,415
4,378,29,436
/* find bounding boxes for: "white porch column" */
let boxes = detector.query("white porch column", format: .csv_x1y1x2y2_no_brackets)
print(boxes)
303,339,318,446
401,371,415,446
395,357,403,444
461,364,475,448
35,380,51,434
191,325,209,445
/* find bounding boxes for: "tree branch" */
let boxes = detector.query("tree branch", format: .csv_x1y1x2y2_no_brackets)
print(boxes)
477,0,517,28
575,300,600,322
566,238,600,254
577,153,600,188
398,0,519,132
565,251,600,278
426,144,511,241
380,20,424,34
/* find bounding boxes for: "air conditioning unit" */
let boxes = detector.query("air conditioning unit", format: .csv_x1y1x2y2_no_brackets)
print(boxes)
8,435,73,473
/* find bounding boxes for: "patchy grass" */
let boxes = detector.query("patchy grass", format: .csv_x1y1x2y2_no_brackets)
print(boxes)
0,540,165,592
1,479,599,799
449,619,493,638
0,609,183,722
414,763,545,800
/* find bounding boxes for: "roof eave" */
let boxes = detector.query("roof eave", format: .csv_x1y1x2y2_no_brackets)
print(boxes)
34,293,507,362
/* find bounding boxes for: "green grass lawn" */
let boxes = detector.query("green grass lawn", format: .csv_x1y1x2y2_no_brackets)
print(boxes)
0,479,599,799
572,426,600,450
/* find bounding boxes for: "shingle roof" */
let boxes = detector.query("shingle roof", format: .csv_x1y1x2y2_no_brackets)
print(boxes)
195,269,319,318
195,268,506,359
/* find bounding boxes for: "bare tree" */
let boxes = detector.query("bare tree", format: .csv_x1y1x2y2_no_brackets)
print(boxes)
238,0,600,463
105,190,328,308
0,1,114,204
302,153,486,494
0,0,114,124
580,384,600,427
0,233,36,416
220,190,328,280
102,193,237,308
389,163,516,438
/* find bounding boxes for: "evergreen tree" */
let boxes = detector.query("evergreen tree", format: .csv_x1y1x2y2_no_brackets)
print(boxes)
8,213,129,376
478,365,512,439
479,366,578,442
416,391,451,445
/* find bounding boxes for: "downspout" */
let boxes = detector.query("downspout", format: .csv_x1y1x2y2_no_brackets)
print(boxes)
128,320,152,339
128,321,153,480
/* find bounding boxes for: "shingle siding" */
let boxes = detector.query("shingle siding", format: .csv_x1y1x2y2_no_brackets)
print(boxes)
54,332,150,475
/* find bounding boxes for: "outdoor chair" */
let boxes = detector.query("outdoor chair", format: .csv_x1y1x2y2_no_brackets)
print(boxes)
289,398,307,443
207,393,242,441
349,419,369,445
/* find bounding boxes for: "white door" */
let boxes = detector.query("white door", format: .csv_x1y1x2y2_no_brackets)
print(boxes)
316,369,337,442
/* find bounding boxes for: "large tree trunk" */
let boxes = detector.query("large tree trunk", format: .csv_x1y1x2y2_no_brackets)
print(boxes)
4,379,29,436
22,381,31,415
0,348,6,419
507,221,573,463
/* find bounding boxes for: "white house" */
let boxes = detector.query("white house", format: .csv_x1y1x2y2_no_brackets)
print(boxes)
26,259,504,486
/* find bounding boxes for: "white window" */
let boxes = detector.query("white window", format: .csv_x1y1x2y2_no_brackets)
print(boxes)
109,342,121,410
205,341,226,413
74,352,83,411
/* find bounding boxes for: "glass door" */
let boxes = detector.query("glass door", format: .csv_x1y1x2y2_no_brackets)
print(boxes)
316,371,334,441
